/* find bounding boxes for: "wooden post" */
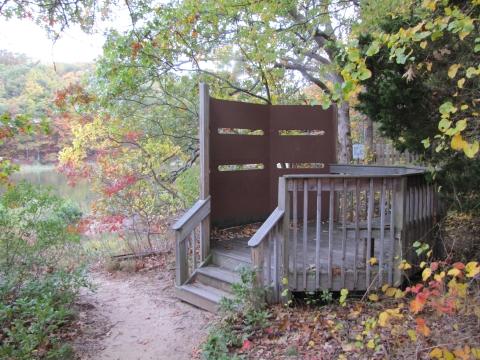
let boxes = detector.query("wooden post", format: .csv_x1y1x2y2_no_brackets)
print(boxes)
175,233,188,286
278,177,290,303
393,177,407,287
252,242,265,307
199,83,210,262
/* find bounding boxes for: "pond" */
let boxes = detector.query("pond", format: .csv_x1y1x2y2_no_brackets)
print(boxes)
2,166,94,212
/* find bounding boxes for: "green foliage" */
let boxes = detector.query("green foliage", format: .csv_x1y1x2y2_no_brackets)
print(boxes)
0,181,92,358
201,266,269,359
343,1,480,209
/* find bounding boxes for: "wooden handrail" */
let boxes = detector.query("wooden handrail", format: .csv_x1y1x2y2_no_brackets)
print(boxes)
173,196,211,241
173,196,211,286
248,208,284,247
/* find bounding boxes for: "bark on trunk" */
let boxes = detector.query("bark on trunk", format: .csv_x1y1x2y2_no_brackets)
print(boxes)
337,99,352,164
364,116,373,162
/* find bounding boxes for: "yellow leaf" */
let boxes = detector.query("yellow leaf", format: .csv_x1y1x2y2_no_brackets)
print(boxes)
395,289,405,299
429,1,436,11
430,348,443,358
427,62,432,71
386,287,397,297
282,278,288,285
369,294,379,301
451,134,467,151
464,140,479,158
466,262,480,278
422,0,430,8
459,31,469,40
420,41,427,49
404,263,412,270
434,271,445,282
448,64,460,78
443,348,454,360
473,112,479,116
407,329,417,341
369,257,377,265
472,347,480,358
420,261,427,268
453,349,465,357
458,78,466,88
382,284,389,292
378,312,389,327
461,105,469,110
308,340,315,347
422,268,432,281
367,339,375,348
448,268,461,277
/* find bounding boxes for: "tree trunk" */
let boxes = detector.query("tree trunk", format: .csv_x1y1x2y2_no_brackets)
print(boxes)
364,116,373,162
337,99,352,164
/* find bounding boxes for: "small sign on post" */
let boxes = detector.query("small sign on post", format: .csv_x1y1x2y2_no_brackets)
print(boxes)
353,144,365,163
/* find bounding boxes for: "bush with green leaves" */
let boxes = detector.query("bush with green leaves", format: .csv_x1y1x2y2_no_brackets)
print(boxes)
201,266,269,360
0,181,92,358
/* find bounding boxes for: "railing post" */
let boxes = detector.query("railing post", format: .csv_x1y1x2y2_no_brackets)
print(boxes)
393,177,408,287
175,233,188,287
199,83,210,262
278,177,290,303
251,242,265,304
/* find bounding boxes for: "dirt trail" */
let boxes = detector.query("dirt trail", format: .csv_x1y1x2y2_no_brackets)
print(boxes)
74,269,213,360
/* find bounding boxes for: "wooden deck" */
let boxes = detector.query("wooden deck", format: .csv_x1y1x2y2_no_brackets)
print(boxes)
211,220,394,292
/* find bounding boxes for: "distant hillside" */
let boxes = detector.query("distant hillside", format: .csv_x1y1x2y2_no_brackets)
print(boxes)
0,50,93,163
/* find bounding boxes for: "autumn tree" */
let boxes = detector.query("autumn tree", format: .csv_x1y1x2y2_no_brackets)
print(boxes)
341,0,480,207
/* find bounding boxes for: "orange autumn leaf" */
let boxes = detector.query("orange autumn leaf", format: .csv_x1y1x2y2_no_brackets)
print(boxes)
453,262,466,270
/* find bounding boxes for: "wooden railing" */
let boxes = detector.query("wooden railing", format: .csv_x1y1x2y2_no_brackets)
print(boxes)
372,143,424,166
247,178,289,304
249,165,438,294
172,196,211,286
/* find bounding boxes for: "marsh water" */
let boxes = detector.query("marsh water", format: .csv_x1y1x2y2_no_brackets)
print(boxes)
3,166,94,211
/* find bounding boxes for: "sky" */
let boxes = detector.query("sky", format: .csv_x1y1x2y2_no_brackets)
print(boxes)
0,15,131,64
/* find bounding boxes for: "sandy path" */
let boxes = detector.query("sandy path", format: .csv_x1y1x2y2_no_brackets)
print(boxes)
74,269,213,360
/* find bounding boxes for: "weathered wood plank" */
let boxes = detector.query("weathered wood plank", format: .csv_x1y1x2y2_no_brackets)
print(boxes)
303,179,308,289
172,197,211,241
366,178,374,288
252,242,265,290
316,179,322,290
293,179,298,289
247,208,284,247
328,178,334,290
354,178,360,289
378,177,386,287
341,179,347,289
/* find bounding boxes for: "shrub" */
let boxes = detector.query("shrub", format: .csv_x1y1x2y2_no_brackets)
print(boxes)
0,181,92,358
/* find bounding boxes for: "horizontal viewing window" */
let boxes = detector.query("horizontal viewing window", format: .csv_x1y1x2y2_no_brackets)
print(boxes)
218,128,264,135
277,163,324,169
219,164,264,171
278,130,325,136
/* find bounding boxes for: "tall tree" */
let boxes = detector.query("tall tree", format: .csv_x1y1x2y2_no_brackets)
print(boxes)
91,0,360,163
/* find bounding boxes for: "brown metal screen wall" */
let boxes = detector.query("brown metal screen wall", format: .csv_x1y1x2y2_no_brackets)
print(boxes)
209,98,337,228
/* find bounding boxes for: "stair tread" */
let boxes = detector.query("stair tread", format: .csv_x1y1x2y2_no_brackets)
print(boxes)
181,282,233,301
196,265,242,284
210,247,251,264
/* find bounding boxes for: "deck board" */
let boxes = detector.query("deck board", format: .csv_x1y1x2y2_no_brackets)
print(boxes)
211,221,392,290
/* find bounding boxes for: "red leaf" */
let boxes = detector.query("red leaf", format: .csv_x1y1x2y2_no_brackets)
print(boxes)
453,262,466,270
430,262,439,271
241,339,252,352
416,318,425,326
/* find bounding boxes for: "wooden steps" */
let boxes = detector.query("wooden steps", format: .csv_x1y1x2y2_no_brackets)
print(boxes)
175,250,251,313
